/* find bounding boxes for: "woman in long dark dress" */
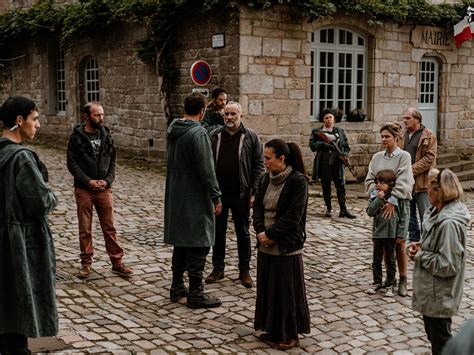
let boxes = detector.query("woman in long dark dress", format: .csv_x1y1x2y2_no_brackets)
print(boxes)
253,139,310,350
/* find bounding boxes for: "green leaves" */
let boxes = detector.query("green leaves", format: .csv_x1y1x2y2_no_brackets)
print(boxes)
0,0,466,59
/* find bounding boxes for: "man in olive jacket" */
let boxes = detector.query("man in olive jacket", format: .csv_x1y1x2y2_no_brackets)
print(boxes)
164,93,223,309
0,96,58,352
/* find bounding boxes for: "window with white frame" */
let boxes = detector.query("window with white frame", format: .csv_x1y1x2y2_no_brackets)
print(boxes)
84,57,99,102
56,48,66,114
310,28,367,120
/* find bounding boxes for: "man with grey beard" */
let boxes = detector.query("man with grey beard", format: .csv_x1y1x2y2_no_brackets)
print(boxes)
205,101,264,288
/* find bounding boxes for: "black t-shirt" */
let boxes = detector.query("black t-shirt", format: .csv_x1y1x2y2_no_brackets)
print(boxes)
86,130,101,158
216,130,242,195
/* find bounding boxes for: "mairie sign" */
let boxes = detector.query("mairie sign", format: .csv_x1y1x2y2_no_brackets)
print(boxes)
190,60,212,86
411,26,455,50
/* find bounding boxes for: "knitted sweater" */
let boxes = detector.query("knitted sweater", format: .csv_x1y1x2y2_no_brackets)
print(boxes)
259,166,302,256
365,148,414,200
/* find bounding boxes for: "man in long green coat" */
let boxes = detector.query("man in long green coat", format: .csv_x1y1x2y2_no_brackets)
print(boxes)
164,93,223,309
0,96,58,353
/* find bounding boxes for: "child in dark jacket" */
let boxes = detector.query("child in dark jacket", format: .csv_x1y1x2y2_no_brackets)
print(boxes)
366,169,398,296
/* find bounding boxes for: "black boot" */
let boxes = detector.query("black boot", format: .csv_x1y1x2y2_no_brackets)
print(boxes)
337,192,356,219
339,210,356,219
186,277,222,309
170,271,188,302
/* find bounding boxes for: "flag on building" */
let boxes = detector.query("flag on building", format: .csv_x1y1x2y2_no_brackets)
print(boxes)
453,6,474,48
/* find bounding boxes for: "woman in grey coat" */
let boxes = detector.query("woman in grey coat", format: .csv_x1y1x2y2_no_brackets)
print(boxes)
409,168,470,355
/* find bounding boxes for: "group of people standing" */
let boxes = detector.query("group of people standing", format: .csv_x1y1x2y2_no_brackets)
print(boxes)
0,97,134,354
0,92,470,354
363,111,470,354
164,90,311,349
310,105,470,354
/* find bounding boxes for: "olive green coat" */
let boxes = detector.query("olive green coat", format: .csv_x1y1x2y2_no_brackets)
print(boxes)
164,119,221,247
0,138,58,337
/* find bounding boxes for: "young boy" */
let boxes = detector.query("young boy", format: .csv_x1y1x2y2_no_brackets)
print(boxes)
366,169,398,296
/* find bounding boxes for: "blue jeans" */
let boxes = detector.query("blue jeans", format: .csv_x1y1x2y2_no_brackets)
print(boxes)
408,191,430,242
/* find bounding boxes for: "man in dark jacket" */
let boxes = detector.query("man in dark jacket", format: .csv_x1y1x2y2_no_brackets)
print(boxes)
205,101,264,288
0,96,58,353
200,87,227,133
67,102,133,279
164,93,223,309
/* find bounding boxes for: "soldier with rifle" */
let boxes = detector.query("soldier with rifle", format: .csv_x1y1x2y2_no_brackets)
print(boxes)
309,108,357,219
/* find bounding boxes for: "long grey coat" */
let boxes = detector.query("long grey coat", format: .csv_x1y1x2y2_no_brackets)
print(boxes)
164,119,221,247
0,138,58,337
412,201,470,318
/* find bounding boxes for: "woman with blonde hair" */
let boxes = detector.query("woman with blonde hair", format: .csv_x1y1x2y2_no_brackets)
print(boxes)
409,168,470,355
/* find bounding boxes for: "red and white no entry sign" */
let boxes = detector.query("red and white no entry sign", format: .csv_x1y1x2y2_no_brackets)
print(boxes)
190,60,212,86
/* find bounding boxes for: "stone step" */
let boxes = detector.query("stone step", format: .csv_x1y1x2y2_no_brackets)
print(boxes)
436,153,460,165
454,169,474,182
437,160,474,173
461,180,474,192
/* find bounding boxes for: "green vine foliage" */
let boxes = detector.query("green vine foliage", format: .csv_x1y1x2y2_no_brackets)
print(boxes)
0,0,471,64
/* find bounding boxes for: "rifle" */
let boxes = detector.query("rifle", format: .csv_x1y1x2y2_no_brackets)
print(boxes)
314,130,357,178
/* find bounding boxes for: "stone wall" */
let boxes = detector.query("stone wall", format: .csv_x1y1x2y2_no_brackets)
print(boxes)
1,3,472,169
169,8,240,117
1,23,167,161
237,4,474,178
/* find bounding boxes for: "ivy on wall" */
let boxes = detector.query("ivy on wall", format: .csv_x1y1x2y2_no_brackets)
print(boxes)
0,0,469,64
0,0,470,118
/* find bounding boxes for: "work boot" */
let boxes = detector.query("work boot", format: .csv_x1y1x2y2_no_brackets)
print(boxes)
398,276,407,297
239,270,253,288
170,271,188,302
187,277,222,309
205,269,225,284
339,210,356,219
78,265,92,279
324,209,332,218
111,263,134,277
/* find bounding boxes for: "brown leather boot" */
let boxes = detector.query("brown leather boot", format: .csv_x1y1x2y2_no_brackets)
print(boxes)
239,270,253,288
205,269,225,284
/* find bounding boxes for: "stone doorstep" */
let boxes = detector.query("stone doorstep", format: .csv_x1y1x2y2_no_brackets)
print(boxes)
29,337,69,353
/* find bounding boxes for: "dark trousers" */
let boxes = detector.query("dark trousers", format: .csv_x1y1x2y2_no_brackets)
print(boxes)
212,193,251,272
372,238,396,285
0,333,30,355
319,158,347,212
171,246,210,279
423,315,452,355
408,191,430,242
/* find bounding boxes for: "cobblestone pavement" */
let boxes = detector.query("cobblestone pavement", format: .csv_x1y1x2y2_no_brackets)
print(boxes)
33,145,474,354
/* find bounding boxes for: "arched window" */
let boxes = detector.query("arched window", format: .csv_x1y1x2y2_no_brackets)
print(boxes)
310,28,367,120
84,57,99,103
56,47,66,114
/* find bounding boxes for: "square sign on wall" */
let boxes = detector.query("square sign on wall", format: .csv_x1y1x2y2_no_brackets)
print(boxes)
212,33,225,48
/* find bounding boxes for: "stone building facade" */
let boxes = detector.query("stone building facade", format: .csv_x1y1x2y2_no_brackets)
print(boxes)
0,2,472,175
